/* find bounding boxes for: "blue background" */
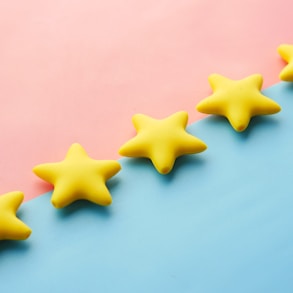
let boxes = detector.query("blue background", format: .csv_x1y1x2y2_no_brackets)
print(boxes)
1,82,293,292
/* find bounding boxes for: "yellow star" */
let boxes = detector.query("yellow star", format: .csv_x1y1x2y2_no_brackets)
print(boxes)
118,111,207,174
278,44,293,81
33,143,121,208
0,191,32,241
196,74,281,132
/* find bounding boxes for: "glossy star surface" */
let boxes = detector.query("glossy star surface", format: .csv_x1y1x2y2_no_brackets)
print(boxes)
196,74,281,132
33,143,121,208
0,191,32,240
278,44,293,81
119,111,207,174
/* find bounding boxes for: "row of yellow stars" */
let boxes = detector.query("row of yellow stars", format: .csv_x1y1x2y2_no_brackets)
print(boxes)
1,44,293,241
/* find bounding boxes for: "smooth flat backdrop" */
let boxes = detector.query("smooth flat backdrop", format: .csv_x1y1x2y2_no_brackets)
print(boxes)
1,82,293,292
0,0,292,199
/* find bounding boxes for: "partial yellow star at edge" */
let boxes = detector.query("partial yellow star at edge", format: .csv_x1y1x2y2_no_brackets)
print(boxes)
278,44,293,81
0,191,32,241
33,143,121,208
118,111,207,174
196,74,281,132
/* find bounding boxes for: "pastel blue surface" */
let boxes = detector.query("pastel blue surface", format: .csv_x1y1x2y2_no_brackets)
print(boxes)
1,82,293,293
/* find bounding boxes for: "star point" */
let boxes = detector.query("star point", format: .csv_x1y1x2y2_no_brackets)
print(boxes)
33,143,121,208
0,191,32,241
119,111,207,174
196,74,281,132
278,44,293,81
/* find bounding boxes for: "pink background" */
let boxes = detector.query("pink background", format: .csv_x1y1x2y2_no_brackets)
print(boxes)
0,0,291,200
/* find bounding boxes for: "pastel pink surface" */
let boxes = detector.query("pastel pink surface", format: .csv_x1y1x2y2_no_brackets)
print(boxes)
0,0,290,200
